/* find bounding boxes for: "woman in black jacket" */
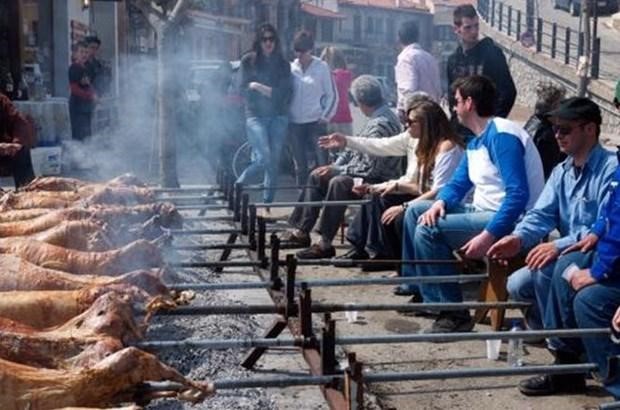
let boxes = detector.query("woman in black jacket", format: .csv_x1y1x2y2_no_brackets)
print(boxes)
235,23,292,204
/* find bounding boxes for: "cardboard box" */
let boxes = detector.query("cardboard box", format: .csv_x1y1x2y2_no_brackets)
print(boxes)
30,146,62,176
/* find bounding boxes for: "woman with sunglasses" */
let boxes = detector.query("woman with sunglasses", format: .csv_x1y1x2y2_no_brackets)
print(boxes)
319,98,464,280
235,23,292,205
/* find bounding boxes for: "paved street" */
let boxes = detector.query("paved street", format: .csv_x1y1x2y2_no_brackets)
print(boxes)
492,0,620,83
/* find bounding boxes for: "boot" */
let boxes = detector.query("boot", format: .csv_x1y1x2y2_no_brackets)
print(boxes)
518,350,586,396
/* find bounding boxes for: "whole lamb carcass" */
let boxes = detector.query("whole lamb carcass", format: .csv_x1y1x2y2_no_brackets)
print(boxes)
0,347,214,410
0,208,50,223
0,254,170,294
0,283,155,329
22,174,146,192
0,238,163,276
0,293,143,369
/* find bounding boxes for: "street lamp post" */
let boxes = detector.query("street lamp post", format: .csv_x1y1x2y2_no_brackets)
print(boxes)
577,0,591,96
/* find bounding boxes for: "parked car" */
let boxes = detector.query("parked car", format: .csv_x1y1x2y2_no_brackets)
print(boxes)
553,0,618,16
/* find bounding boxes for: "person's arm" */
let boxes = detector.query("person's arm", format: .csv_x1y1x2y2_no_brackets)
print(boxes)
484,133,530,238
486,46,516,117
319,64,338,122
345,132,409,157
512,171,561,250
590,175,620,281
436,154,473,210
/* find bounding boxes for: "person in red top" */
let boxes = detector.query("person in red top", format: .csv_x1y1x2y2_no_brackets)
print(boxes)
0,92,35,188
320,47,353,137
68,41,97,141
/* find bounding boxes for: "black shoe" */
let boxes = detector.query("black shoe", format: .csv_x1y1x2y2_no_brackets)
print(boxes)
279,231,311,249
296,244,336,259
518,373,586,396
393,285,419,297
336,247,369,260
421,311,474,333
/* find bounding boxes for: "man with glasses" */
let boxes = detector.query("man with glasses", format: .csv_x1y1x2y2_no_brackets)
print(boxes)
400,75,544,333
447,5,516,121
487,97,617,395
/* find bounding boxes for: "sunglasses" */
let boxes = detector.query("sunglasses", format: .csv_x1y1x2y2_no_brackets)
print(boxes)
262,36,275,43
406,117,419,127
552,122,586,136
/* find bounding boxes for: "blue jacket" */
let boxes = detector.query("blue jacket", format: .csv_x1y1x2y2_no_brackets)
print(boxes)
591,154,620,281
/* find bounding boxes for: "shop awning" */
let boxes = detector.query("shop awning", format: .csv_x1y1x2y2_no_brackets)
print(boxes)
301,3,347,19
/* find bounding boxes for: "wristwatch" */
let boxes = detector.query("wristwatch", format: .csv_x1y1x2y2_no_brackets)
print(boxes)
402,202,409,210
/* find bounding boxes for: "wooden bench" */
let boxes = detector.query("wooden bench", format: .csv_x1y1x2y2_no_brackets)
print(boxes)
456,253,526,330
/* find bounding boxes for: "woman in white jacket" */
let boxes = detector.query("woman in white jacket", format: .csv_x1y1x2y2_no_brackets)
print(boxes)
319,99,464,276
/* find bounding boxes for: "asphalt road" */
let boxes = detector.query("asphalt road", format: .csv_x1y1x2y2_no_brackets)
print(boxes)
495,0,620,83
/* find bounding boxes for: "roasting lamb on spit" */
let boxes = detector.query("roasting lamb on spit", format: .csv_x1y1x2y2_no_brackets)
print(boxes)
0,347,214,410
0,293,142,369
0,238,163,276
22,174,145,192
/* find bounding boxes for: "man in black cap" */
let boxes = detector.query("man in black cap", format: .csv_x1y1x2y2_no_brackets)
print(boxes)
487,97,618,396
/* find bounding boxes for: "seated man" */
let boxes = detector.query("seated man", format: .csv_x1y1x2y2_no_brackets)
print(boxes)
488,97,617,331
281,75,403,258
0,93,35,188
515,154,620,397
401,75,545,333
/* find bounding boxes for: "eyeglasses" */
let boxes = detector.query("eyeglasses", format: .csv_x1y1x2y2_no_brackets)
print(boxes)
262,36,275,43
553,122,586,136
406,117,419,127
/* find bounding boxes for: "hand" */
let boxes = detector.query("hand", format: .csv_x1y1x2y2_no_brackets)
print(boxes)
418,200,445,227
561,233,599,255
380,182,398,197
352,183,370,197
318,118,329,125
248,81,260,91
569,268,596,291
612,306,620,332
0,143,22,156
487,234,522,264
311,165,333,184
318,133,347,150
525,242,559,270
381,205,404,225
460,230,496,259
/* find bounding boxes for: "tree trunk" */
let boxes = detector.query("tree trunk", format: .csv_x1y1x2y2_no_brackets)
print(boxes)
157,30,179,188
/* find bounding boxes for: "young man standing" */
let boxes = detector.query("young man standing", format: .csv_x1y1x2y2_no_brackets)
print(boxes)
447,5,516,119
394,21,442,121
68,41,97,141
400,75,544,333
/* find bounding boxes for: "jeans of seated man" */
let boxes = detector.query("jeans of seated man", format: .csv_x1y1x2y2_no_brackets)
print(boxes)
0,145,35,188
507,251,594,331
401,200,494,303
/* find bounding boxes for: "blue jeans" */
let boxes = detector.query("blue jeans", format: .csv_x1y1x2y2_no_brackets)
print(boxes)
545,260,620,398
289,121,328,186
236,116,288,203
507,251,593,330
401,200,495,303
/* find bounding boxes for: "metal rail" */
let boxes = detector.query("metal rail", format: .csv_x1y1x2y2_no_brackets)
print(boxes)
254,199,371,208
136,328,611,351
171,244,250,251
168,274,489,291
171,260,265,269
155,301,529,317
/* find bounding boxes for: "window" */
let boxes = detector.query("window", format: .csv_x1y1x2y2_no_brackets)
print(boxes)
321,20,334,42
366,16,374,33
376,18,383,35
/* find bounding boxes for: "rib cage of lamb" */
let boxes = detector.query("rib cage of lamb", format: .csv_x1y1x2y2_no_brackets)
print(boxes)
0,175,213,408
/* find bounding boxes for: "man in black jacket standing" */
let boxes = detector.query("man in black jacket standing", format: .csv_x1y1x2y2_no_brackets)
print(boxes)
447,5,516,119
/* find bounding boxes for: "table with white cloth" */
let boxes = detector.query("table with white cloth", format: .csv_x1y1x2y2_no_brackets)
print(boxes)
13,98,72,146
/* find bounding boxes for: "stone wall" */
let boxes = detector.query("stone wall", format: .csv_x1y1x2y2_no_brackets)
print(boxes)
481,20,620,145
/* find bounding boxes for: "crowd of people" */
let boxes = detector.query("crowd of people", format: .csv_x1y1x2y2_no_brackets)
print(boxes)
230,4,620,402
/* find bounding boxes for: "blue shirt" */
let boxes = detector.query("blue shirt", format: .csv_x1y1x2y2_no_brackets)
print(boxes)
590,159,620,281
513,143,617,251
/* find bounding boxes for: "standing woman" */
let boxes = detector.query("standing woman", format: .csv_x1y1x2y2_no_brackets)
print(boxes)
320,46,353,137
289,30,338,185
236,23,292,204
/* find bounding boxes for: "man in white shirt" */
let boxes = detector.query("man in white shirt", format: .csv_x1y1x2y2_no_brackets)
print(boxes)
395,21,442,122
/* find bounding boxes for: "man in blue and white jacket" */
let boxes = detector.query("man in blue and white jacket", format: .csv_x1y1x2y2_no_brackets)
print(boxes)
400,75,544,333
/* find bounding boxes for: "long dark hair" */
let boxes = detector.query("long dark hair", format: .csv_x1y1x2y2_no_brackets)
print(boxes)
252,23,284,61
407,101,464,191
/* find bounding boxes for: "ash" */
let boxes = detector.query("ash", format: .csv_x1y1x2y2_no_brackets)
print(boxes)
146,262,276,410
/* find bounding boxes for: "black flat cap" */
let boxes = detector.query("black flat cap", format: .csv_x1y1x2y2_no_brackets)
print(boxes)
546,97,602,125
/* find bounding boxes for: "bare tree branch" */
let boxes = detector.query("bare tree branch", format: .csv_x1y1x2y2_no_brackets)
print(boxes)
168,0,191,26
132,0,166,30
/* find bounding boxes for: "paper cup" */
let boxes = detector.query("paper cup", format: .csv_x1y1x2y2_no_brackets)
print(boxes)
345,304,358,323
486,339,501,360
353,177,363,187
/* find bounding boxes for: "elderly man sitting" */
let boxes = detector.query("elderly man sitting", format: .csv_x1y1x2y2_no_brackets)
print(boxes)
281,75,403,258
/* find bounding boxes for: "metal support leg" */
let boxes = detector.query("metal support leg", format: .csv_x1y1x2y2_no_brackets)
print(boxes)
240,318,288,369
241,194,249,235
234,183,242,221
248,205,257,251
299,284,313,339
285,255,298,318
321,314,337,377
270,234,282,290
345,353,364,410
213,233,239,273
257,216,267,262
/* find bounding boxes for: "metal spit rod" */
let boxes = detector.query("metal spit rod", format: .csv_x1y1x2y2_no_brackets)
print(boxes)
138,363,596,391
168,274,489,291
253,199,371,208
136,328,610,351
154,301,530,316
